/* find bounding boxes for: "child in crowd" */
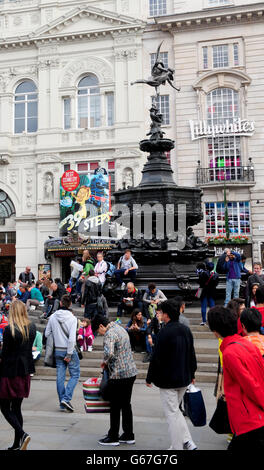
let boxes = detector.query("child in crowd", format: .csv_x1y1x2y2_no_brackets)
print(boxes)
249,283,259,307
240,308,264,356
77,318,94,352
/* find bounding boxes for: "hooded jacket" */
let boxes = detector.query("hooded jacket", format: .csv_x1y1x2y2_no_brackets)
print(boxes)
45,308,77,358
221,334,264,436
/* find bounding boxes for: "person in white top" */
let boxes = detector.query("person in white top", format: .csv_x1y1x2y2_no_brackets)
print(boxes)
94,252,108,286
114,249,138,286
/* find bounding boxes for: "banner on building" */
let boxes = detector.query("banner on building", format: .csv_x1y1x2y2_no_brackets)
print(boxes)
59,168,111,236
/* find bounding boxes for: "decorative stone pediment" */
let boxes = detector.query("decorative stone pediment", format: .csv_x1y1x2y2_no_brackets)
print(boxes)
36,154,62,164
32,5,145,39
193,69,252,93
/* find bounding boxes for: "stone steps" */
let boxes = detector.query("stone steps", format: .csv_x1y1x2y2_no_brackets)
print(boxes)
30,306,218,385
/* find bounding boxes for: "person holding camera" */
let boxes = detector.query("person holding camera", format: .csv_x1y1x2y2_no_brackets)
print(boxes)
220,249,242,306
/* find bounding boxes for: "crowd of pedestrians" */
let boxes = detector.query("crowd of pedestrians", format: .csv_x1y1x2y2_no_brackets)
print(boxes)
1,250,264,451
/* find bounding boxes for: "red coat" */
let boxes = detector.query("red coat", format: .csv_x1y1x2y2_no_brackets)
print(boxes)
221,334,264,436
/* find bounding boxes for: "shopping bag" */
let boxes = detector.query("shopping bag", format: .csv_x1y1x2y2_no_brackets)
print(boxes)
83,378,110,413
209,396,231,434
183,384,207,427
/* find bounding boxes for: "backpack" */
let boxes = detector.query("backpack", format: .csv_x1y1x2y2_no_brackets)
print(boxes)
216,256,228,275
106,261,116,277
86,280,102,304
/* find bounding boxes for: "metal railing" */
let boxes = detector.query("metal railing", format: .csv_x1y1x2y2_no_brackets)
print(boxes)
197,165,255,185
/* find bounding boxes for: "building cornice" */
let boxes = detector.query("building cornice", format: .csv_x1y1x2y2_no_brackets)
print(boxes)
151,2,264,32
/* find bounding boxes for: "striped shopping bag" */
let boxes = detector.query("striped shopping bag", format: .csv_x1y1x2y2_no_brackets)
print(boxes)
83,378,110,413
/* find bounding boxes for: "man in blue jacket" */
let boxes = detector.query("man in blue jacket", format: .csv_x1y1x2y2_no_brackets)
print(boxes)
222,249,242,306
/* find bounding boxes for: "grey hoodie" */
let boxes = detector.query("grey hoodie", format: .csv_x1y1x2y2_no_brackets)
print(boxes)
45,308,77,358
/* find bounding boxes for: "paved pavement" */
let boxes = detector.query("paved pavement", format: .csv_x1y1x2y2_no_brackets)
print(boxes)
0,379,228,451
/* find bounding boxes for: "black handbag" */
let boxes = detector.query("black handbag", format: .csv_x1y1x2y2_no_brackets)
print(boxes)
209,396,231,434
99,367,111,401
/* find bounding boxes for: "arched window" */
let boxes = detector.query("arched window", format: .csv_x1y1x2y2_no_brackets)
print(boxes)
77,74,101,129
14,80,38,134
207,88,241,180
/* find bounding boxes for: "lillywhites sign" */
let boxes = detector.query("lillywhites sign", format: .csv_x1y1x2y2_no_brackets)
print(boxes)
190,118,255,141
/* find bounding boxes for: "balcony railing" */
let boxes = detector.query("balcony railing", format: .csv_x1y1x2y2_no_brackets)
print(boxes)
197,164,255,185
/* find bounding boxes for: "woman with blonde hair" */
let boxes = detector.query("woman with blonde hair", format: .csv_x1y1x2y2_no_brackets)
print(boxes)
0,300,36,450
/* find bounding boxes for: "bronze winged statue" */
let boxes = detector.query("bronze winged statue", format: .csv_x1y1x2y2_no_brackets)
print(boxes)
131,42,181,96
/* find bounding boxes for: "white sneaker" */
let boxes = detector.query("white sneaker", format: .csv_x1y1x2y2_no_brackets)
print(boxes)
121,282,126,290
88,346,93,352
183,440,198,450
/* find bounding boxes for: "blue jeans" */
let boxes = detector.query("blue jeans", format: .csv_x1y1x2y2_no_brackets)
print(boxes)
225,278,241,306
55,349,80,407
114,268,137,285
201,296,215,323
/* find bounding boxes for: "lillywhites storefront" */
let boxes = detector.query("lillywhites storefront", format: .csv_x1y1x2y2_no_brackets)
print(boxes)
189,118,255,141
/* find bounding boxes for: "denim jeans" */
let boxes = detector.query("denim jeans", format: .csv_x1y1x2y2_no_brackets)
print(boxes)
114,268,137,285
55,349,80,407
225,278,241,306
201,296,215,323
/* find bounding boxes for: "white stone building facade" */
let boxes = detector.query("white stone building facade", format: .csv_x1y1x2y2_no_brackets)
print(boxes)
0,0,264,282
144,0,264,264
0,0,149,282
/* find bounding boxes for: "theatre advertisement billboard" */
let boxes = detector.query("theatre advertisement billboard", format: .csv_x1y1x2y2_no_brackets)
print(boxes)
59,168,111,237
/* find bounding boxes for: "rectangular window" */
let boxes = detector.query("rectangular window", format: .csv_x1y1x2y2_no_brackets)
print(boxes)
208,0,231,6
77,162,99,175
202,47,208,70
0,232,16,244
64,164,71,172
208,137,241,181
213,44,229,68
233,43,239,66
149,0,167,16
157,95,170,125
63,98,71,130
106,92,114,127
150,51,168,69
205,201,251,235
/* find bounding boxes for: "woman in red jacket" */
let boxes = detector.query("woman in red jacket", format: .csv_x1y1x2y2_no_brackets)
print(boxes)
208,305,264,450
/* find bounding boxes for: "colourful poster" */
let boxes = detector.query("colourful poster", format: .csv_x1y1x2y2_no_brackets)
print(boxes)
59,168,111,236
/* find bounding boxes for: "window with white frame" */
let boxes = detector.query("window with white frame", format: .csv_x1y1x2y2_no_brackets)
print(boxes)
200,40,241,70
150,51,168,69
207,88,241,179
208,0,232,6
149,0,167,16
106,92,114,127
157,95,170,125
212,44,229,68
14,80,38,134
205,201,251,235
63,98,71,130
77,74,101,129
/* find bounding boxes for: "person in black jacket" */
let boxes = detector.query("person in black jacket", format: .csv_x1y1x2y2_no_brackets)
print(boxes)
146,299,197,450
117,282,143,318
196,262,219,326
43,279,67,319
0,300,36,450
